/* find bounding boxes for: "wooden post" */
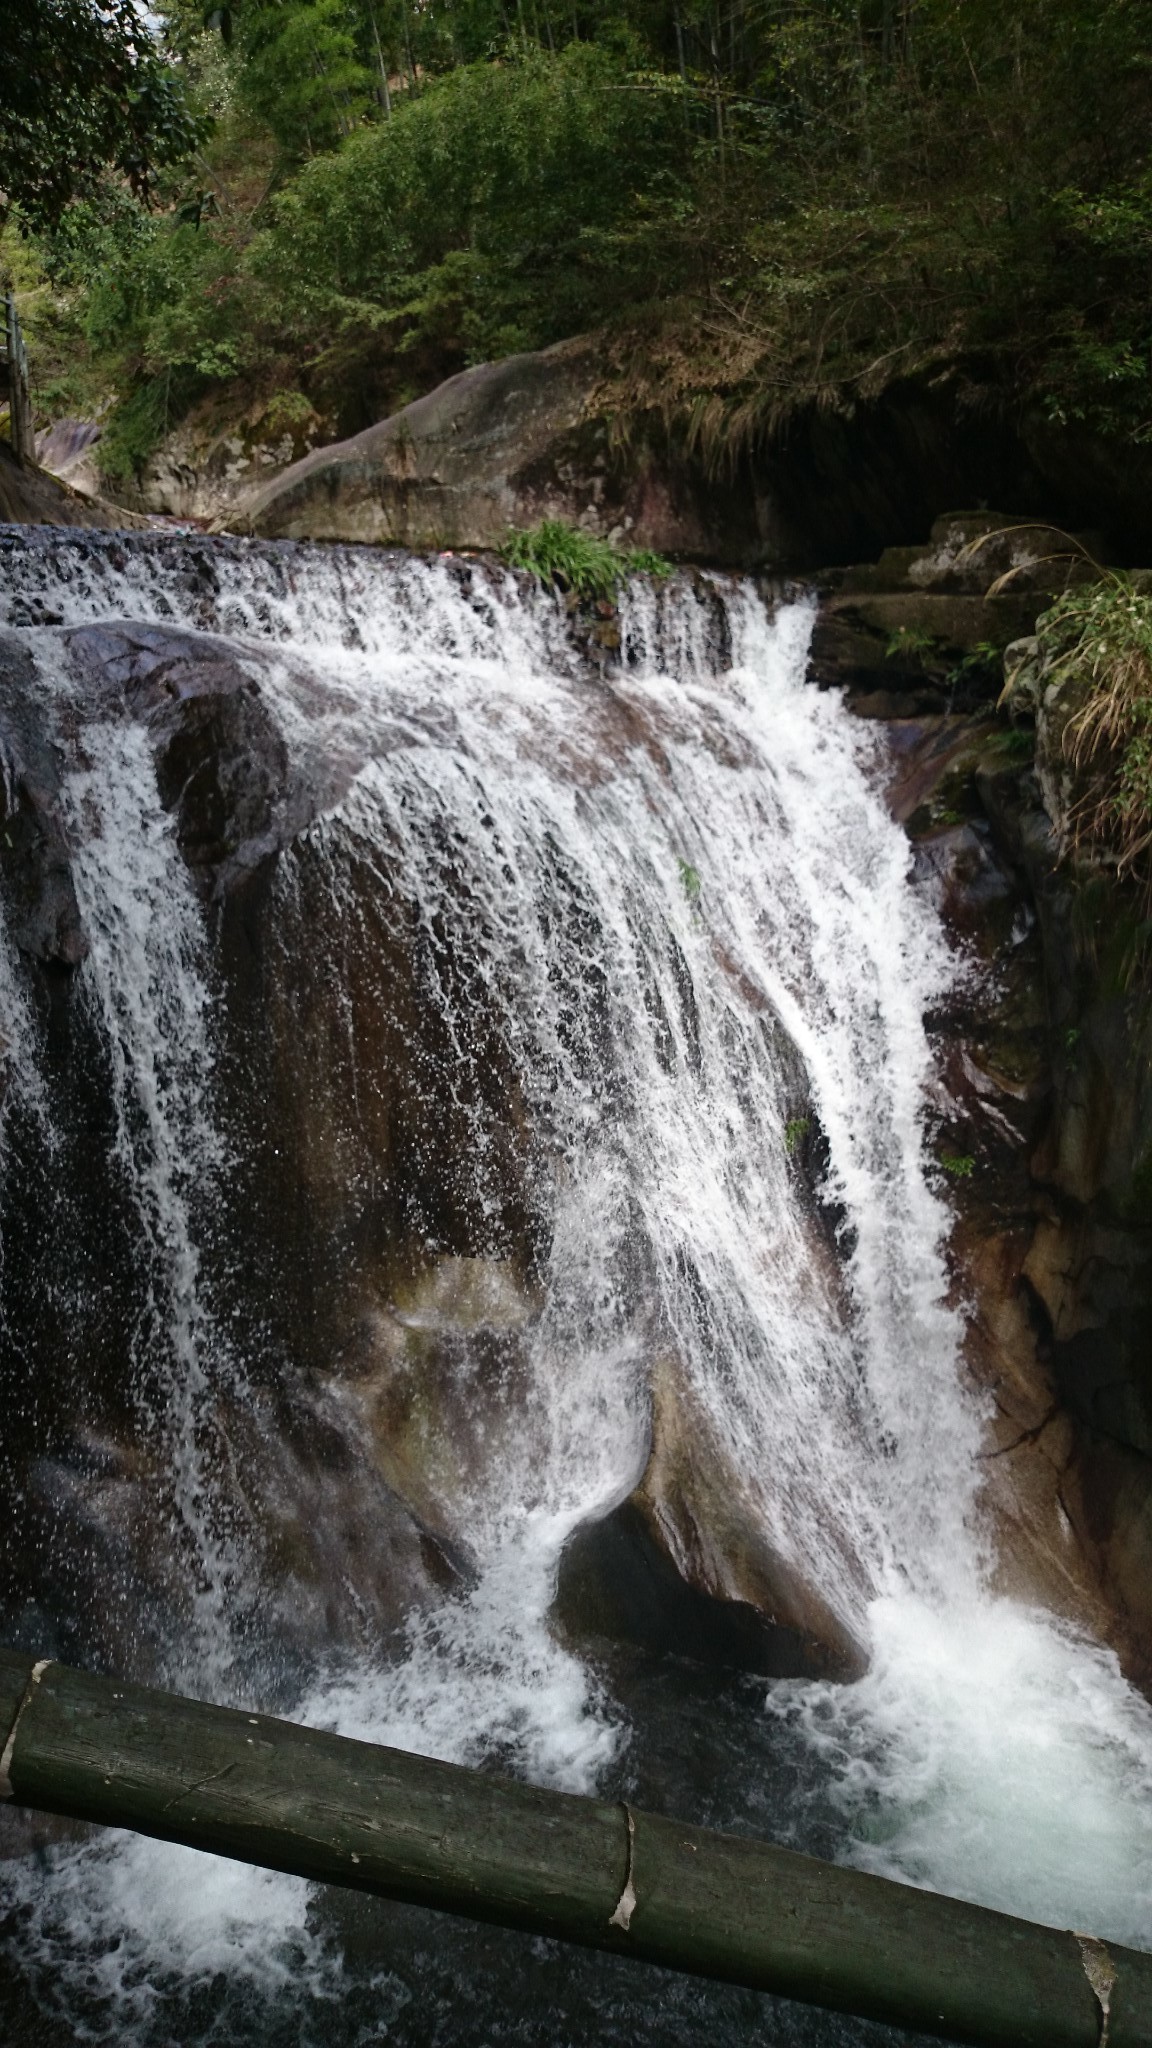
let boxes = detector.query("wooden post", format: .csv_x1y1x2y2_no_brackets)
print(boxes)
0,1647,1148,2047
3,293,35,466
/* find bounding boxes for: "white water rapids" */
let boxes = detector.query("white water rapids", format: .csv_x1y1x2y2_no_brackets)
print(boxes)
1,533,1152,2042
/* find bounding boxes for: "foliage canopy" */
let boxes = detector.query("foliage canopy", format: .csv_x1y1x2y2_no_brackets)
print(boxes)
7,0,1152,487
0,0,201,229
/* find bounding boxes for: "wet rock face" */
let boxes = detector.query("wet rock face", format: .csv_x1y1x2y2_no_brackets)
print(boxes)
5,516,1149,1697
0,623,467,1679
0,582,876,1688
0,632,87,969
63,623,295,896
979,746,1152,1666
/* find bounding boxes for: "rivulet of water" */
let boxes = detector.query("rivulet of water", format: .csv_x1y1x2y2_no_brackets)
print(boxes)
1,529,1151,2048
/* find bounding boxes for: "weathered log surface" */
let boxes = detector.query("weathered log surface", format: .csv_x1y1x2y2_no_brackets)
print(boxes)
0,1647,1148,2047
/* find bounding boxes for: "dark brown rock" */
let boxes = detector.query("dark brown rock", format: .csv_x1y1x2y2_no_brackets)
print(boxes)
61,622,299,899
0,630,87,968
869,646,1152,1677
553,1496,848,1680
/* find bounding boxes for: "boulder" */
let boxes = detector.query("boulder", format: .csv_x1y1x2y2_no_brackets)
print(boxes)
244,338,754,559
554,1351,866,1682
0,440,150,532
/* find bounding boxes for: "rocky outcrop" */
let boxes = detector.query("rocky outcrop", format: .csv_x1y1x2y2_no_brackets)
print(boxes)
819,515,1152,1676
809,513,1100,714
237,353,1152,568
98,391,336,527
0,441,150,531
244,338,754,559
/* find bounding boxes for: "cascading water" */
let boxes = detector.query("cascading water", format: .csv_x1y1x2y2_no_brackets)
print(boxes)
1,529,1152,2047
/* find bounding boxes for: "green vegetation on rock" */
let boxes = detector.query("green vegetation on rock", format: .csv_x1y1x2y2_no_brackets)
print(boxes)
676,856,702,906
503,520,672,599
1036,575,1152,899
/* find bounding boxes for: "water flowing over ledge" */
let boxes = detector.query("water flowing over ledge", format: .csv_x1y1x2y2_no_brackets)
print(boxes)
1,529,1151,2044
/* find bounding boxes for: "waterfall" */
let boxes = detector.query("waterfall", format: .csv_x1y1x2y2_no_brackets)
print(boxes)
1,530,1152,2044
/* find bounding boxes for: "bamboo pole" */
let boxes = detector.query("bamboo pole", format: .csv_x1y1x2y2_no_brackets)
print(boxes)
0,1647,1148,2047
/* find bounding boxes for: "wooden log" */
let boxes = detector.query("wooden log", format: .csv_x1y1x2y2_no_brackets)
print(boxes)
0,1646,1148,2047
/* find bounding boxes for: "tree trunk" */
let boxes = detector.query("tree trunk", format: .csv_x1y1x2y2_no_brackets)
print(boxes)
0,1650,1148,2048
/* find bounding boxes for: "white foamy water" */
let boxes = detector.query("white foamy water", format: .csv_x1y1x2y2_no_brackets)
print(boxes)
0,897,51,1151
1,531,1151,2039
62,712,258,1682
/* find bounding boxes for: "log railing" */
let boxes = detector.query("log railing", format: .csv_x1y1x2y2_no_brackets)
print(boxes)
1,1647,1148,2047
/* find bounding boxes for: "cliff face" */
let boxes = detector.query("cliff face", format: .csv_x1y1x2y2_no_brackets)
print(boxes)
815,514,1152,1679
0,546,868,1687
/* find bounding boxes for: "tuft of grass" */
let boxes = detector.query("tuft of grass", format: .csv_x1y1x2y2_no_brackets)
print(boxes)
940,1152,976,1179
1035,575,1152,899
784,1116,811,1157
502,520,673,601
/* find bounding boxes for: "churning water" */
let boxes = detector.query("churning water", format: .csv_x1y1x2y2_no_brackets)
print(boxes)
1,530,1151,2046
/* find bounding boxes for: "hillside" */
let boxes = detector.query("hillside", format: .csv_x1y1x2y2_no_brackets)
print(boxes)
4,1,1151,526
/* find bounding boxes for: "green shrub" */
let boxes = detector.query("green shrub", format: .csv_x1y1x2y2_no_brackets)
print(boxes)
250,43,686,364
502,519,672,600
1035,576,1152,897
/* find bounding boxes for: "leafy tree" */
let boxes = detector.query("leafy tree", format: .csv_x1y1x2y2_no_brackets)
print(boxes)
11,0,1152,483
250,42,686,358
0,0,202,229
